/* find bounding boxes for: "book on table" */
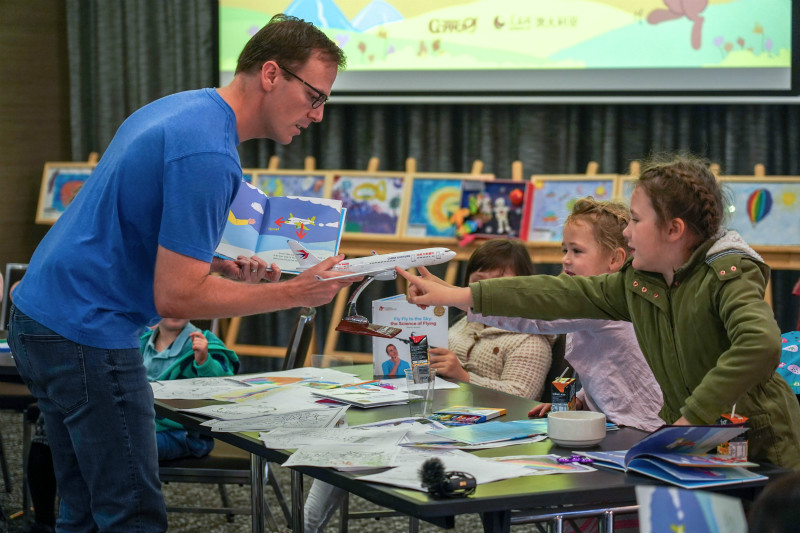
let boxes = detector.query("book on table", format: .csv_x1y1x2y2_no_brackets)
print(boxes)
575,425,767,489
429,406,507,426
215,180,345,274
310,381,410,408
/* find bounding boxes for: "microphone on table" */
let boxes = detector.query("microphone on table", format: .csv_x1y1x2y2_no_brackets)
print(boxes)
419,458,476,498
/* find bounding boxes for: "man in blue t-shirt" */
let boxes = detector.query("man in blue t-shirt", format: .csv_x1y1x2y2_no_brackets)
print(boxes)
8,14,355,533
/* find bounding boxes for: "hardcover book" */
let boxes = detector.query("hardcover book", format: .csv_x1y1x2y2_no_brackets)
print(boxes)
215,180,344,274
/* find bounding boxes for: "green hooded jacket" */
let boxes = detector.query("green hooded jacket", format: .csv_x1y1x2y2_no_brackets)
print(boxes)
141,328,239,433
471,231,800,469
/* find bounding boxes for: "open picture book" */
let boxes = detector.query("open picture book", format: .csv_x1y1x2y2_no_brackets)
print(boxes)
575,425,767,489
215,181,345,274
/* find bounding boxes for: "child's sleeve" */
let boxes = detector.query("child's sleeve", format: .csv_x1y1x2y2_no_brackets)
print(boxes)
471,271,631,322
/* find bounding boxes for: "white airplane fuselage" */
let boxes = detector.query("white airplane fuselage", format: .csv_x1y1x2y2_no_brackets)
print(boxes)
328,248,456,280
286,239,456,281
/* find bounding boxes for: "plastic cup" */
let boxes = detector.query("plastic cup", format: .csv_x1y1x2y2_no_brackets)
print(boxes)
404,367,436,417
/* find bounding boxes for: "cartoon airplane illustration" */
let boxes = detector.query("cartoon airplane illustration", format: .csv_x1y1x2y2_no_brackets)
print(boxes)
287,240,456,281
286,239,457,337
286,213,315,228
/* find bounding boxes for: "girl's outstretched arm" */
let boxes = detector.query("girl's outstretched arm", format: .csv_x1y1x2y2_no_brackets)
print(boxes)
396,267,472,309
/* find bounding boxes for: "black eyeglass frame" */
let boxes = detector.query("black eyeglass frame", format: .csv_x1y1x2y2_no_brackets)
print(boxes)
278,64,329,109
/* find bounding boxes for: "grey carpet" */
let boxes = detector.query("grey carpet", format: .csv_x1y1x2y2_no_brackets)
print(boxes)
1,410,560,533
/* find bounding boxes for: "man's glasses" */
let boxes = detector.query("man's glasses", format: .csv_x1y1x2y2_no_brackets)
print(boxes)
278,64,329,109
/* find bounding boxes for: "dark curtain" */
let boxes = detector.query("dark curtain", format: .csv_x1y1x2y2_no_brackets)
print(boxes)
65,1,800,365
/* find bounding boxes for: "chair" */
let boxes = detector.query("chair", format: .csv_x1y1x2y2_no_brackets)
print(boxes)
0,380,36,513
158,306,317,526
282,307,316,370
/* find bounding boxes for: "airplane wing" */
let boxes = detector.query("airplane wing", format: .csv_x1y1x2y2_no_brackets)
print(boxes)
314,267,396,282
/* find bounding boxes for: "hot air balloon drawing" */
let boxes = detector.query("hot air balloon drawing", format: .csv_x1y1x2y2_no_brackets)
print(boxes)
746,188,772,227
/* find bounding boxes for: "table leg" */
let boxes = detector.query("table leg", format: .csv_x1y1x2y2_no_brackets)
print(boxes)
291,469,305,533
250,454,266,533
481,510,511,533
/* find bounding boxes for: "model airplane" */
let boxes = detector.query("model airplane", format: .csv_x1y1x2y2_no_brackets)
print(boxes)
287,240,456,282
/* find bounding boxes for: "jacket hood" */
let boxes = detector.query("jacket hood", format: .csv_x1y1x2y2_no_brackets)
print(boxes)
706,230,763,263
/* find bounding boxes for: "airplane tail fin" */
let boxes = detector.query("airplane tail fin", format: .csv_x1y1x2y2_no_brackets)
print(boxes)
287,239,321,269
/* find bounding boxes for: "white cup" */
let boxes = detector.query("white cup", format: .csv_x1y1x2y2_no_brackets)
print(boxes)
547,411,606,447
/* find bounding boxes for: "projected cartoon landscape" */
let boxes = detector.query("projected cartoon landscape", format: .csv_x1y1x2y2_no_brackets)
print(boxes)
220,0,790,77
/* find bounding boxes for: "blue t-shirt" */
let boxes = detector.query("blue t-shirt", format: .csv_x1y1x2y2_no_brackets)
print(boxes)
14,89,241,349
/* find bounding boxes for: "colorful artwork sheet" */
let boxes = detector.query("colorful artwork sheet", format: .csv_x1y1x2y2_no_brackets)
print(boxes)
722,180,800,246
405,177,463,237
253,173,327,198
331,174,405,235
527,178,614,242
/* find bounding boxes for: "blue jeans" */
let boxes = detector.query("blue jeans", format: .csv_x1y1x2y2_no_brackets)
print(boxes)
8,305,167,533
156,429,214,461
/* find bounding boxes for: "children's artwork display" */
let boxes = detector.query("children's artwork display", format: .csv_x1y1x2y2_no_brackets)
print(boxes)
403,174,489,239
778,331,800,394
720,178,800,247
214,181,344,273
252,171,330,198
453,179,532,240
331,173,406,237
526,176,616,242
36,163,95,224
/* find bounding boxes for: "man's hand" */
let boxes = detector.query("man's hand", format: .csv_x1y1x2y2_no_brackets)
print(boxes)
395,267,473,309
189,331,209,366
211,255,279,283
287,255,360,307
429,348,469,382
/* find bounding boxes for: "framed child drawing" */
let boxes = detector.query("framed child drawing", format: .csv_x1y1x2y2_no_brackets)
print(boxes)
526,175,617,243
453,179,532,241
719,177,800,248
402,173,492,240
330,172,407,238
250,170,331,198
36,162,95,224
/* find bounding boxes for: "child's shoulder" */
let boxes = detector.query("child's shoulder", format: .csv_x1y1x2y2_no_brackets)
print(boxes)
703,231,768,282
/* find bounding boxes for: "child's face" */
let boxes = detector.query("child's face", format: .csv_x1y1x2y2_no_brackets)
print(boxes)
468,267,515,284
623,187,668,274
158,318,190,332
561,220,615,276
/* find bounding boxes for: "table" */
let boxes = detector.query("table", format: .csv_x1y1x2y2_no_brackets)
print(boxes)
154,366,782,533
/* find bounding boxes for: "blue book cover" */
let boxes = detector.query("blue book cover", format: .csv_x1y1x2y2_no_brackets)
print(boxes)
215,181,344,274
576,425,766,489
637,485,747,532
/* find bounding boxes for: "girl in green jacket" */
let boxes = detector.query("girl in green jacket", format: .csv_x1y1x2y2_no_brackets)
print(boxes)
398,154,800,469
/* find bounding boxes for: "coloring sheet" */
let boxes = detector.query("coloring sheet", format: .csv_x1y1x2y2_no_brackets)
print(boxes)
202,407,348,433
259,426,410,450
282,444,400,470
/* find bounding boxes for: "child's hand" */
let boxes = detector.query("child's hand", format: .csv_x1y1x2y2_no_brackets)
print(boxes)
189,331,209,366
429,348,469,382
395,267,473,309
528,403,552,418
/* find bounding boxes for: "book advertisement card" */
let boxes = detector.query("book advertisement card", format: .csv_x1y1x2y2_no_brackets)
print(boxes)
372,295,448,379
215,181,344,273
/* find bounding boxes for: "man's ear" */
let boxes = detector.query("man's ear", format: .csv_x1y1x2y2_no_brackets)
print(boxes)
261,61,279,91
665,217,687,242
